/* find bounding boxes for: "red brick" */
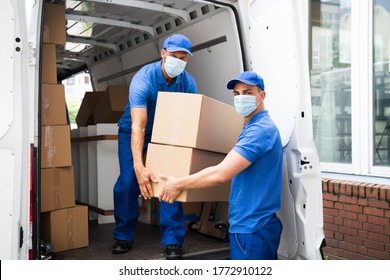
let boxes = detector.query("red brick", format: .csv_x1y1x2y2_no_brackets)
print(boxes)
339,241,358,252
323,192,338,202
364,240,385,251
344,219,363,229
367,199,390,209
368,232,390,244
385,244,390,253
357,245,368,255
334,217,343,225
324,230,334,239
357,213,368,222
363,206,384,217
352,183,360,197
323,215,333,224
367,249,390,260
344,204,363,214
345,184,353,196
366,184,380,199
339,225,358,236
339,195,358,204
359,184,367,198
335,232,343,241
367,215,390,227
358,198,368,206
339,210,357,220
363,223,384,234
323,208,338,217
344,235,364,246
325,238,338,248
324,223,338,232
344,251,365,260
379,185,390,200
333,181,340,195
323,200,334,208
386,210,390,219
358,230,368,239
334,201,343,210
339,182,347,195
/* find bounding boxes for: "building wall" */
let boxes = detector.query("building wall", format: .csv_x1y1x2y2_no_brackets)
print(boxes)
322,178,390,259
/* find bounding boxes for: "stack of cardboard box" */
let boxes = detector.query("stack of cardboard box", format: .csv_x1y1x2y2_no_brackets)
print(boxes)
146,91,243,202
145,92,243,236
72,85,128,224
40,3,88,253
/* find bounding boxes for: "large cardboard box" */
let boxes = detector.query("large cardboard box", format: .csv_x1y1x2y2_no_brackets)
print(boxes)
41,84,68,125
76,91,105,127
42,44,57,84
41,166,75,212
93,85,128,124
145,143,230,202
198,202,229,240
41,205,89,252
152,92,243,154
41,125,72,168
43,3,66,45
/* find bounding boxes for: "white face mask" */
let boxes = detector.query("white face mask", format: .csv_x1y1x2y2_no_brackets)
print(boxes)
164,55,187,78
234,94,260,117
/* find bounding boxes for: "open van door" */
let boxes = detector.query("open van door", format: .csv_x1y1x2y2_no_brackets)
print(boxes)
247,0,325,259
0,0,38,260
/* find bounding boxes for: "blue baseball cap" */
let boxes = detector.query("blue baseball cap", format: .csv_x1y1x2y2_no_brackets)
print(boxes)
226,71,265,90
162,34,193,56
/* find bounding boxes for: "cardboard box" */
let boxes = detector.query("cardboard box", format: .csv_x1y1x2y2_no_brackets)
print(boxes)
41,166,75,212
145,143,230,202
152,92,244,154
198,201,229,240
42,44,57,84
41,205,89,252
41,125,72,168
41,84,68,125
93,85,128,124
76,91,105,127
43,3,66,45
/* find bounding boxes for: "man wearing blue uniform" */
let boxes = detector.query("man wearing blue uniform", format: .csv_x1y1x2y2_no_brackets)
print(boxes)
158,71,283,260
112,34,197,259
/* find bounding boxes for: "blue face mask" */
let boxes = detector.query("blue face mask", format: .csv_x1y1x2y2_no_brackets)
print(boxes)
164,55,187,78
234,94,260,117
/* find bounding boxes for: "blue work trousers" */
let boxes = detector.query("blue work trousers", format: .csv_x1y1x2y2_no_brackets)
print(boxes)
113,128,186,245
229,213,283,260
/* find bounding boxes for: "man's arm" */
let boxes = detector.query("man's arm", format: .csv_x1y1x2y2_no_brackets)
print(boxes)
131,107,157,199
159,150,251,203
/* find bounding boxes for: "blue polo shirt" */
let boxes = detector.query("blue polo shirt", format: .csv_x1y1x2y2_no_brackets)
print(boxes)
118,60,197,143
229,110,283,233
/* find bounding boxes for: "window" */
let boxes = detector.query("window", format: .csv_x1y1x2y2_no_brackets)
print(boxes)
309,0,390,177
373,0,390,166
310,0,352,164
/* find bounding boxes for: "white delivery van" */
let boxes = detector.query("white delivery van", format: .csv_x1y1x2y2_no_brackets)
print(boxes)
0,0,325,260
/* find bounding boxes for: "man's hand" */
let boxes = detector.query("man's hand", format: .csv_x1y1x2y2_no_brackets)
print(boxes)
158,174,182,204
134,166,157,199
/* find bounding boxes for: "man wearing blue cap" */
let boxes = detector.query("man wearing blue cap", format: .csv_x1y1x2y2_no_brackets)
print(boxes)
112,34,197,259
158,71,283,260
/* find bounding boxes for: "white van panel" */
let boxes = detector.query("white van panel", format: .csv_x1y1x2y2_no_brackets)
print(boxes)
0,149,15,259
248,0,298,147
0,0,14,139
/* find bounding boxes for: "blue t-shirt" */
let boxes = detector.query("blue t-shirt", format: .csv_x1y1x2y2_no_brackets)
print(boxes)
229,110,283,233
118,60,197,143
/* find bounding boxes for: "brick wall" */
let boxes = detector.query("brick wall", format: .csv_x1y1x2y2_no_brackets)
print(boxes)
322,178,390,259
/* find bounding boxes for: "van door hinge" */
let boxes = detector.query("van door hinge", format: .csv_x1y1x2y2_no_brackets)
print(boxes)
28,42,36,65
19,226,24,248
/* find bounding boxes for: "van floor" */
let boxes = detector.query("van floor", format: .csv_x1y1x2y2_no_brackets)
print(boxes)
53,221,230,260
